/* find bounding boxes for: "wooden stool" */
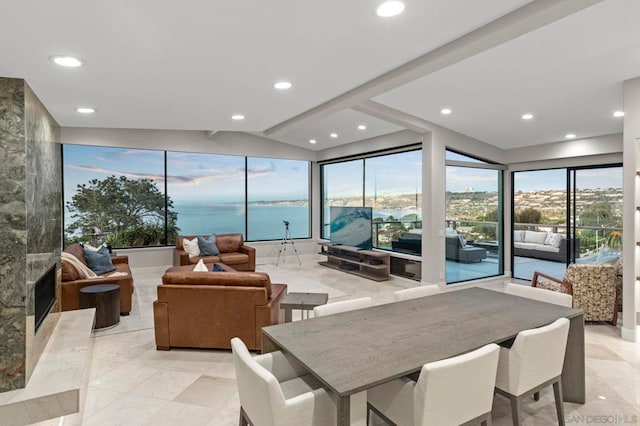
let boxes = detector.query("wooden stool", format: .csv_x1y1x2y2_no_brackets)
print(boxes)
79,284,120,329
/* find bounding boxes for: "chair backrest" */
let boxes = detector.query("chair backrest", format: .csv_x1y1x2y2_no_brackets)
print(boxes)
313,297,373,317
231,337,284,426
503,318,570,396
505,283,572,307
394,285,440,302
414,343,500,426
564,263,618,320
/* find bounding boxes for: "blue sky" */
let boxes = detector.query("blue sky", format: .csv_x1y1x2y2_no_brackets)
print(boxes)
63,145,309,204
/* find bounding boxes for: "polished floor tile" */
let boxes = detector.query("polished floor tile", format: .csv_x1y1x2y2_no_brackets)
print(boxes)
31,255,640,425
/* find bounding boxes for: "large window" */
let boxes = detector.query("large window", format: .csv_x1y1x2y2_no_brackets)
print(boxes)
63,144,310,247
512,165,622,280
321,148,422,252
247,157,310,240
322,159,364,239
445,150,504,284
63,145,168,247
166,152,246,241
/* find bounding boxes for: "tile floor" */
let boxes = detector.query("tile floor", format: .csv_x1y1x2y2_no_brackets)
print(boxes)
32,255,640,425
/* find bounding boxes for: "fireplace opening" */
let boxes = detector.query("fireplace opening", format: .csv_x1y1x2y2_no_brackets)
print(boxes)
35,264,56,333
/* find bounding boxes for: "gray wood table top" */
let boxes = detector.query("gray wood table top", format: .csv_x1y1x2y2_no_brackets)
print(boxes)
262,287,582,397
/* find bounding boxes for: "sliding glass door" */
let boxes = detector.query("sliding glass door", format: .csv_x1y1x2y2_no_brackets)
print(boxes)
512,164,622,281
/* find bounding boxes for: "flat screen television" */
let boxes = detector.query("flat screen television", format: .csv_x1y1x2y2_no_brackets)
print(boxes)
329,206,373,250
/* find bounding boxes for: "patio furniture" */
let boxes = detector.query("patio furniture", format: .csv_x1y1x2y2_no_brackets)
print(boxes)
532,263,619,325
445,233,487,263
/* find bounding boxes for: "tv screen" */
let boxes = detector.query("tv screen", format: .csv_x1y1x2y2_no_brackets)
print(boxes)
330,207,373,250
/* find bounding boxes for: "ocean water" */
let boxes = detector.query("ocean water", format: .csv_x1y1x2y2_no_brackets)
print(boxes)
175,201,310,240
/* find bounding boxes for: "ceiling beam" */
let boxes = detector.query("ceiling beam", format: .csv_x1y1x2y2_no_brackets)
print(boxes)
264,0,604,138
352,101,434,134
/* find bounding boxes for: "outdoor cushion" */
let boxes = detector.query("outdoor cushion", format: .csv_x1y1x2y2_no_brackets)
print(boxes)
513,230,525,242
524,231,547,244
534,244,560,253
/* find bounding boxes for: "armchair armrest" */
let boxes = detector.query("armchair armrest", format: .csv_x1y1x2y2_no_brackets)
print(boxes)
255,350,308,382
531,271,572,294
173,248,190,266
239,244,256,271
110,255,129,265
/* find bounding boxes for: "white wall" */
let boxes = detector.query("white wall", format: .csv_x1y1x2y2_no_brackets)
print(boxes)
316,130,420,161
61,128,317,161
505,133,622,167
622,77,640,342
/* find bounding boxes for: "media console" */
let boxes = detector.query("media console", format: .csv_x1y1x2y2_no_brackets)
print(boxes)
318,242,390,281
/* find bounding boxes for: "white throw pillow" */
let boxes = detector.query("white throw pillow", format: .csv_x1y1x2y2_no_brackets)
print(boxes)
183,237,201,258
83,242,107,252
545,233,564,248
193,259,208,272
513,230,524,242
524,230,548,245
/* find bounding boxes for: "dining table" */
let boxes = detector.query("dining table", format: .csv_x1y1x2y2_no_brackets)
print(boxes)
261,287,585,426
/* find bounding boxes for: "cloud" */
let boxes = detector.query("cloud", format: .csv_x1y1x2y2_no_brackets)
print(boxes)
247,162,276,179
67,164,164,181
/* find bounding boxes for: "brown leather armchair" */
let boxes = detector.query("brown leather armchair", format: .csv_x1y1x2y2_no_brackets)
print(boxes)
60,244,134,315
173,233,256,271
153,268,286,351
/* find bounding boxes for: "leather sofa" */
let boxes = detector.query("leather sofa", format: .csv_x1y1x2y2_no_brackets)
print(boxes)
173,233,255,271
153,266,286,351
60,243,135,315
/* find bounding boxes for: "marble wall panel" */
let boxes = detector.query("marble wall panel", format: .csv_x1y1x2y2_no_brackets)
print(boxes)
0,78,61,392
24,82,61,380
0,77,28,392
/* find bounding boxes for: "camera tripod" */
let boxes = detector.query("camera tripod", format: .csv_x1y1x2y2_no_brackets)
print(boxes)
276,220,301,266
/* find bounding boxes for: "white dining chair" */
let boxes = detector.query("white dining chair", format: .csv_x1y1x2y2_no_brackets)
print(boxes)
495,317,570,426
231,337,337,426
367,343,500,426
504,282,572,307
393,285,440,302
313,296,373,317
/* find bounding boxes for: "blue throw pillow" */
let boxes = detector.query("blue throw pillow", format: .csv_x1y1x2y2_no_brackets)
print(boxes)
213,263,226,272
83,246,117,275
198,234,219,256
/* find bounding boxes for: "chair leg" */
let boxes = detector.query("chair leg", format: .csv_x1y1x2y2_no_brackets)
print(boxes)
510,395,522,426
553,379,566,426
533,391,540,401
239,407,249,426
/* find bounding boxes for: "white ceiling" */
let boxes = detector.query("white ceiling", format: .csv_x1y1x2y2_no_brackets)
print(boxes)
1,0,637,150
273,109,404,150
374,0,640,148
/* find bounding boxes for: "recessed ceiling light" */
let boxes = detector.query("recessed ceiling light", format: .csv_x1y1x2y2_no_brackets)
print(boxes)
49,55,85,67
309,139,317,144
376,1,405,17
358,124,367,130
231,114,245,120
274,81,292,90
76,107,96,114
521,113,534,120
613,111,625,118
330,133,338,138
441,108,452,115
565,133,576,139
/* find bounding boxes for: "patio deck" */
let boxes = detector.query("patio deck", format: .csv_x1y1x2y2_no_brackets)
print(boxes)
446,256,568,284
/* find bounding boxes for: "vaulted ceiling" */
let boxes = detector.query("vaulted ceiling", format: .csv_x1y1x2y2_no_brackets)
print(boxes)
1,0,638,150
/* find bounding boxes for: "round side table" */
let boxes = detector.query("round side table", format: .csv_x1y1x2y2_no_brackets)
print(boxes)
79,284,120,329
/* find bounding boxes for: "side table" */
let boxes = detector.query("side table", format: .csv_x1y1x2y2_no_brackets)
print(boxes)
79,284,120,329
280,292,329,322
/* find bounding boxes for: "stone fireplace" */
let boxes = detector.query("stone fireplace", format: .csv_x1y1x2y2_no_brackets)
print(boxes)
0,77,62,393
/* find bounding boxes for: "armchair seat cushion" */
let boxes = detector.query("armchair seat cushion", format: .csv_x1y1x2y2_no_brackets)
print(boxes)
188,255,220,264
218,252,249,265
